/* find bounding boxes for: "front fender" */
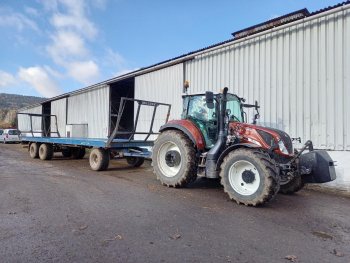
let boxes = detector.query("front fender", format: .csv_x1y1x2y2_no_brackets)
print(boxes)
160,120,206,150
215,143,261,171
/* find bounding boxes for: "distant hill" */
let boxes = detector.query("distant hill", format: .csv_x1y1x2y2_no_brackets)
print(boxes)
0,93,45,128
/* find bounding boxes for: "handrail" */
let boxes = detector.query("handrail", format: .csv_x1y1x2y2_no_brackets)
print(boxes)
106,97,171,147
17,113,61,138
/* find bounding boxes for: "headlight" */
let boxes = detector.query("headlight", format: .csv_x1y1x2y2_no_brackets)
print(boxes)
278,140,289,154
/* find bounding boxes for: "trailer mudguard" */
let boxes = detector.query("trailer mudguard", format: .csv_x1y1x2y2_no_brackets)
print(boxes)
159,120,206,150
299,150,336,183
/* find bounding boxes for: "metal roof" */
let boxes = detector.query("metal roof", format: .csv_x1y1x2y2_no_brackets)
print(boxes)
19,0,350,111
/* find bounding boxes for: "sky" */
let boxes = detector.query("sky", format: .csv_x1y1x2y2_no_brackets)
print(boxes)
0,0,345,98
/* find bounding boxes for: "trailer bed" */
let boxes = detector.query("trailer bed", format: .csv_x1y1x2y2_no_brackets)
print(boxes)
21,136,154,149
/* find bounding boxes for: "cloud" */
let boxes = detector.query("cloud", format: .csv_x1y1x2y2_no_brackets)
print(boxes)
25,7,39,17
50,0,97,39
66,60,99,85
0,10,39,32
47,30,88,64
44,0,102,85
0,71,16,88
18,67,61,97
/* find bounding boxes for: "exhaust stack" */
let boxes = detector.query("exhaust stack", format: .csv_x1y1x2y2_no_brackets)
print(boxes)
205,87,228,178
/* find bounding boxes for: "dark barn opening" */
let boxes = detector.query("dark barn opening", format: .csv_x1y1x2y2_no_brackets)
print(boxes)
42,102,51,137
109,78,135,139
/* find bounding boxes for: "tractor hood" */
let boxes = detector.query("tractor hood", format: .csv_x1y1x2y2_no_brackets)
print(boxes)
229,122,294,155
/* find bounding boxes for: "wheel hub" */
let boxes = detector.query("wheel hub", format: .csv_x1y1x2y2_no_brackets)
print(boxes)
165,150,181,167
242,169,255,184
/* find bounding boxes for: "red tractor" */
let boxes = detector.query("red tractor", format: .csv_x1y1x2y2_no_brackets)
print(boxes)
152,87,336,206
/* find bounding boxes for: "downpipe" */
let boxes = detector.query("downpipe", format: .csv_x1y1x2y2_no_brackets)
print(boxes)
205,87,228,178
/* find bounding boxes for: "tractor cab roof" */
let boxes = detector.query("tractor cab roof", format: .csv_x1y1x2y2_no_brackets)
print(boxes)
182,92,242,101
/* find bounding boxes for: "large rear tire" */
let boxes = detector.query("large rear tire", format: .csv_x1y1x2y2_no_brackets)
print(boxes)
29,143,39,159
279,175,304,194
89,148,110,171
152,130,197,187
39,143,54,160
126,157,144,167
220,149,280,206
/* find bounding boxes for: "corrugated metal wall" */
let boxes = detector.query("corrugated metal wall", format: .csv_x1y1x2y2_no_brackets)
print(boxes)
18,105,43,136
51,98,67,137
135,64,183,140
185,6,350,150
67,85,109,139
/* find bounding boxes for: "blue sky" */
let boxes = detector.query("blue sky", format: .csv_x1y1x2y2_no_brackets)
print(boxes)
0,0,344,98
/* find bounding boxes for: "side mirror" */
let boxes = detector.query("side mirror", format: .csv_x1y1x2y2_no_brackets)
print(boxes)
205,91,214,109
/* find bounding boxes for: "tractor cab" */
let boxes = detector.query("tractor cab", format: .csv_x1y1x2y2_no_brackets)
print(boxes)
181,92,243,148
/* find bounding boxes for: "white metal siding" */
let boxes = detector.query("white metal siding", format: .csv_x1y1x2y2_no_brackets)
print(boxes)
51,98,67,137
185,7,350,150
67,85,109,139
135,64,183,140
18,105,42,136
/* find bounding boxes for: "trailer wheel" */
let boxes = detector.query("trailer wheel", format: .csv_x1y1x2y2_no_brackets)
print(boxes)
152,130,197,187
72,148,86,159
89,148,110,171
39,143,54,160
220,149,280,206
29,143,39,159
279,175,304,194
62,148,72,158
126,157,144,167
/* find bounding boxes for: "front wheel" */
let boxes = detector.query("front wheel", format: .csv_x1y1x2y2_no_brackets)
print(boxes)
152,130,197,187
89,148,110,171
220,149,280,206
279,175,304,194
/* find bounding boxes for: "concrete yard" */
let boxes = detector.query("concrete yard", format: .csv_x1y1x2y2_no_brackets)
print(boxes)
0,144,349,263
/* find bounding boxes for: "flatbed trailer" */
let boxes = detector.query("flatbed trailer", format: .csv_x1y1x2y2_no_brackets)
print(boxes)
18,97,171,171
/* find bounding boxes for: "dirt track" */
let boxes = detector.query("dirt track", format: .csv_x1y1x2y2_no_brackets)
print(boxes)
0,143,349,262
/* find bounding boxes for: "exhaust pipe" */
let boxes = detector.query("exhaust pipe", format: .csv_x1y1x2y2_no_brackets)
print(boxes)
205,87,228,178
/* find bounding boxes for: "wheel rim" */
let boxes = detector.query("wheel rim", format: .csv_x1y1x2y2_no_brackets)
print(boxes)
91,153,99,167
39,146,44,156
228,160,260,196
157,141,181,177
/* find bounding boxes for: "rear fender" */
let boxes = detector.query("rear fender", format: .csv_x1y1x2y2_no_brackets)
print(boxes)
215,143,261,171
159,120,206,150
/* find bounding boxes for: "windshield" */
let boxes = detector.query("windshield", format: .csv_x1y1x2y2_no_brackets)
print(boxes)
226,94,243,122
8,130,20,135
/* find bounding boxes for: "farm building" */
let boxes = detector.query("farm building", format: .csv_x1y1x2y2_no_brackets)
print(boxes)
18,2,350,189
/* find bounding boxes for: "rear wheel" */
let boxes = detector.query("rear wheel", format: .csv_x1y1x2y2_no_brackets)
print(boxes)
152,130,197,187
220,149,280,206
39,143,53,160
279,175,304,194
62,148,72,158
126,157,145,167
72,148,86,159
29,143,39,159
89,148,110,171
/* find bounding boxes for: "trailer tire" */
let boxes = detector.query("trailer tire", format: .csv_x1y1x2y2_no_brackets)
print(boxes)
126,157,144,167
39,143,54,160
72,148,86,159
279,175,304,194
152,130,197,187
29,143,39,159
89,148,110,171
220,149,280,206
62,148,72,158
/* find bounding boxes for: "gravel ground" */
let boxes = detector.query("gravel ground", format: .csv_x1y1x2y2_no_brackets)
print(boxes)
0,143,349,263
